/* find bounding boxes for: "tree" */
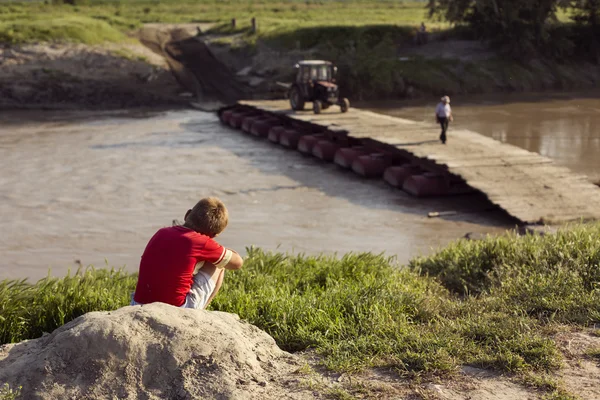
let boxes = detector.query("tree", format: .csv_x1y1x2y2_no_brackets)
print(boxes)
428,0,562,58
566,0,600,59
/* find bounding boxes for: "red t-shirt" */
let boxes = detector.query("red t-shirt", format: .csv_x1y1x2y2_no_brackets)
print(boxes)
133,226,228,306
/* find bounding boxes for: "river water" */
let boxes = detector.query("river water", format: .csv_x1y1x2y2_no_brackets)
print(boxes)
1,94,598,281
365,92,600,183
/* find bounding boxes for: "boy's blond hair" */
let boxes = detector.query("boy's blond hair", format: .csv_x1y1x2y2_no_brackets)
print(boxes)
185,197,229,237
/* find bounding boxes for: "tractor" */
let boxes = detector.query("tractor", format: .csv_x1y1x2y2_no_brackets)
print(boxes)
287,60,350,114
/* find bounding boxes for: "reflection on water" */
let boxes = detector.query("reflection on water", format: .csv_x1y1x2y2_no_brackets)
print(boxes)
365,93,600,182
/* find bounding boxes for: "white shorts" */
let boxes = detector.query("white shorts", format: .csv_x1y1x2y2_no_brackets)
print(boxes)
130,270,216,310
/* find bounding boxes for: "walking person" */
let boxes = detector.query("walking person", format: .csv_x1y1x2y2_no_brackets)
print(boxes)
435,96,453,144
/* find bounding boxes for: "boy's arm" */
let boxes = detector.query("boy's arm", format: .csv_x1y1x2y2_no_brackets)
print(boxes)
199,235,244,271
222,249,243,270
211,247,243,271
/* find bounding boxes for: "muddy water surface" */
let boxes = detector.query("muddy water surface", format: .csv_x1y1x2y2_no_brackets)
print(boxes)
0,110,511,281
366,92,600,183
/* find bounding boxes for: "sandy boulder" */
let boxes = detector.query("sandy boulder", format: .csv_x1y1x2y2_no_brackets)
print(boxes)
0,303,315,400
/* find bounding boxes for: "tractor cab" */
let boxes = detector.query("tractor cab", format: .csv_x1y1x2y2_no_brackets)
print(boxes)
289,60,349,114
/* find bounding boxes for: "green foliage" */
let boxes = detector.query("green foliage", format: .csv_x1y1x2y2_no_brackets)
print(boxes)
428,0,600,59
585,347,600,360
0,268,136,344
0,15,128,44
211,248,562,375
410,223,600,324
569,0,600,26
0,384,21,400
0,1,440,44
428,0,564,58
2,223,600,388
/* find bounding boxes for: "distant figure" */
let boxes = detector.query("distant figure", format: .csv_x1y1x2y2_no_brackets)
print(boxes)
435,96,453,144
417,22,428,45
131,197,244,310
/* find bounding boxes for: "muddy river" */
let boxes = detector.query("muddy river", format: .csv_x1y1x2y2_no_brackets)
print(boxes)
1,94,598,280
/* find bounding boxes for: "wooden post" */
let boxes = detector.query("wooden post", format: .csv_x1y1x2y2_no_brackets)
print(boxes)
231,18,236,28
251,17,257,33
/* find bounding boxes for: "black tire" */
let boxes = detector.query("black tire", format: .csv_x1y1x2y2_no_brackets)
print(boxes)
313,100,322,114
340,98,350,113
289,87,305,111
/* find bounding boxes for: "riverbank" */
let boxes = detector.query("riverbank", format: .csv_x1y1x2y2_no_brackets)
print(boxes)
2,1,599,109
4,29,599,110
2,225,600,399
0,40,189,109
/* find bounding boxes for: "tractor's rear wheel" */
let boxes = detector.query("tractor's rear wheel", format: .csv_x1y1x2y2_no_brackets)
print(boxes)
340,98,350,113
313,100,322,114
289,87,305,111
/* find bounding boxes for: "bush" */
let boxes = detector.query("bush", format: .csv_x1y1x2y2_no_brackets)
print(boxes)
0,268,136,344
410,223,600,323
0,384,21,400
211,248,562,374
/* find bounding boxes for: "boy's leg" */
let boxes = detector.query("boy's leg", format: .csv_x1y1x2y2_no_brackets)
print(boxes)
185,262,224,310
204,268,224,309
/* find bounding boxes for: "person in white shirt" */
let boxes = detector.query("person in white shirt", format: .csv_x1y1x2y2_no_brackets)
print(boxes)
435,96,453,144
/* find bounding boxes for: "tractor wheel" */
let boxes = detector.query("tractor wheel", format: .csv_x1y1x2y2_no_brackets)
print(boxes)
313,100,322,114
340,98,350,113
289,87,305,111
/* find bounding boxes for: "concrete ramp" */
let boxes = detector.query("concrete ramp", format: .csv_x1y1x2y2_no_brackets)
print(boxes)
137,26,249,105
165,37,250,103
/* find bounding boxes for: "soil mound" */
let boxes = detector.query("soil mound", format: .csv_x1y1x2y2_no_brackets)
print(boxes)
0,303,313,399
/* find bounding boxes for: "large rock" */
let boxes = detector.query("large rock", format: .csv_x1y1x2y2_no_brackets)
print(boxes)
0,304,314,399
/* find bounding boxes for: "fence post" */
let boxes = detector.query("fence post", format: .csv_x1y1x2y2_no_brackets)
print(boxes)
251,17,257,33
231,18,236,28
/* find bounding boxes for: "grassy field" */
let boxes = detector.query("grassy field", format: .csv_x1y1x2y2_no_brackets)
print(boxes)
1,223,599,398
1,1,592,99
0,1,442,44
1,0,578,46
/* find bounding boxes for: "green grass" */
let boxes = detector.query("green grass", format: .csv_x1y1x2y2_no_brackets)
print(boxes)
0,268,136,344
0,14,129,44
0,1,441,45
0,384,21,400
211,248,563,375
410,223,600,324
1,1,591,99
1,223,599,397
585,347,600,360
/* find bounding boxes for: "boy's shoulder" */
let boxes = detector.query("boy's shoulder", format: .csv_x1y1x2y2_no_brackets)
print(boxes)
160,225,218,243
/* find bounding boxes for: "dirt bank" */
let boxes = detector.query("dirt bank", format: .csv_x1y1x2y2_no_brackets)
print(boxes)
0,38,187,110
204,35,600,100
3,23,600,110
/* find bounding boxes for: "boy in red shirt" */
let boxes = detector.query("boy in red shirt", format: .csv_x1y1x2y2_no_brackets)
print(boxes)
132,197,243,309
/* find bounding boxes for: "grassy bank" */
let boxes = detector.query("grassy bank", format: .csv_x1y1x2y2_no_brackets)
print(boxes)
0,4,135,44
2,1,597,99
0,1,440,45
1,223,599,398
